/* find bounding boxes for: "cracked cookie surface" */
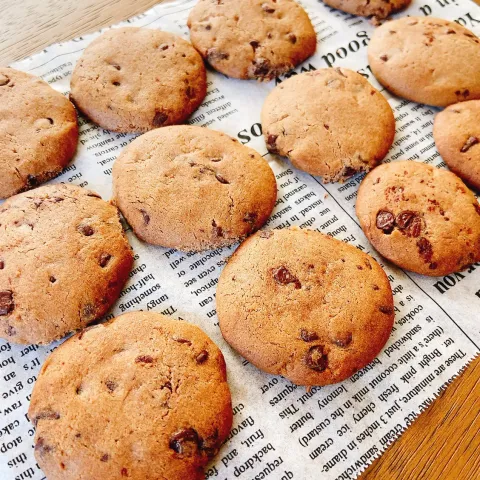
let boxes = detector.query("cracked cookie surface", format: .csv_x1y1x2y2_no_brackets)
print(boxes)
187,0,316,81
434,100,480,191
70,27,206,133
28,312,233,480
112,125,277,252
322,0,411,20
216,227,394,386
0,67,78,199
369,17,480,107
356,161,480,276
261,68,395,182
0,184,133,344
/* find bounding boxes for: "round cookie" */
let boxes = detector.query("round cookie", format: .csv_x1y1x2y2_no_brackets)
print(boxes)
0,67,78,199
28,312,233,480
368,17,480,107
217,228,394,386
356,161,480,276
112,125,277,252
187,0,316,81
0,184,133,345
261,68,395,182
70,28,206,133
322,0,411,19
434,100,480,191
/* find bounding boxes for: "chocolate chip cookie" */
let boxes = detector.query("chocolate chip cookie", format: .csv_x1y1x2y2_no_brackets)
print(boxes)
434,100,480,191
261,68,395,182
28,311,233,480
112,125,277,252
0,67,78,199
217,228,394,386
0,184,133,344
322,0,411,19
369,17,480,107
356,161,480,276
187,0,316,81
70,27,206,132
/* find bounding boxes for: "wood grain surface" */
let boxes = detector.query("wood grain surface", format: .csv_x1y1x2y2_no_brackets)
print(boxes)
0,2,479,480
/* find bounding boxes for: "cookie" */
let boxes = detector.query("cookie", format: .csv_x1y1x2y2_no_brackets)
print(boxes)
368,17,480,107
70,28,206,133
322,0,411,19
434,100,480,191
0,67,78,199
112,125,277,252
28,312,233,480
356,161,480,276
187,0,316,81
261,68,395,182
0,184,133,344
217,228,394,386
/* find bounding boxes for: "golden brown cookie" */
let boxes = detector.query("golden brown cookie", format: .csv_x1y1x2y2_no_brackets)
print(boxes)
322,0,411,19
0,184,133,344
261,68,395,182
28,312,233,480
70,28,206,132
112,126,277,252
0,67,78,199
187,0,316,81
368,17,480,107
434,100,480,191
356,161,480,276
217,228,394,386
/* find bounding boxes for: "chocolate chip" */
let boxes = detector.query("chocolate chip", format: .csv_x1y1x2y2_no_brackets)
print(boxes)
0,260,4,269
267,134,278,153
159,44,169,50
185,86,196,99
446,29,456,34
380,55,388,61
243,212,258,224
0,291,14,316
82,304,95,321
200,429,219,458
205,25,212,30
250,41,260,50
153,111,168,127
379,305,393,314
417,237,433,262
300,329,318,342
112,81,121,86
196,350,209,364
211,157,222,162
105,380,117,392
140,209,150,225
101,454,109,462
35,437,53,456
461,136,479,153
305,345,328,372
373,285,380,290
169,428,201,455
253,58,271,77
49,276,56,283
272,266,301,289
78,224,94,236
99,253,112,268
121,468,128,477
75,385,83,395
112,64,121,70
33,410,60,426
395,210,416,229
212,220,223,237
173,337,192,345
207,49,230,62
6,325,16,336
407,216,422,238
135,355,154,364
215,173,229,184
262,3,275,13
27,175,38,187
429,262,438,270
376,210,395,233
288,33,297,44
333,332,352,348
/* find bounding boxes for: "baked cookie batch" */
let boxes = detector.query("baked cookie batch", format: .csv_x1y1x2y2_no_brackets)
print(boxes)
1,0,479,478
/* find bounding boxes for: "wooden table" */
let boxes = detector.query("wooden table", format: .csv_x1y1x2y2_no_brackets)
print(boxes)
0,1,479,479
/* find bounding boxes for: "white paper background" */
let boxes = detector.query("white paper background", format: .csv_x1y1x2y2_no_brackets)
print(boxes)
1,1,480,479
